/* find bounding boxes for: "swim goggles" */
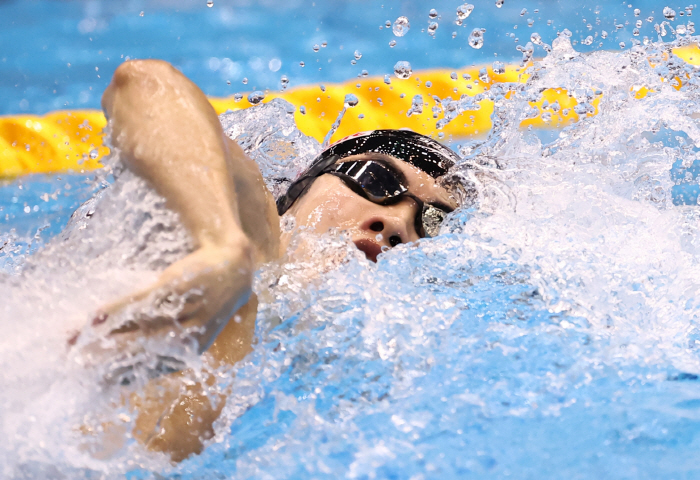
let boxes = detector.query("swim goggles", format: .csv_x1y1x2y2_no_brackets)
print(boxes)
278,155,452,238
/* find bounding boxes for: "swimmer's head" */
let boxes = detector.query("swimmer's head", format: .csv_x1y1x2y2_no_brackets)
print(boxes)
277,129,462,261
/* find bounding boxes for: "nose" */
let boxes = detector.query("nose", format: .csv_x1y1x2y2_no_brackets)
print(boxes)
361,199,421,247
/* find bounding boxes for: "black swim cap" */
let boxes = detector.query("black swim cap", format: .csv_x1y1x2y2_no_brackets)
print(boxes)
277,129,460,215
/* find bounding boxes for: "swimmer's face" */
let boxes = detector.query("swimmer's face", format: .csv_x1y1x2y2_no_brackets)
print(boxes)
282,153,458,262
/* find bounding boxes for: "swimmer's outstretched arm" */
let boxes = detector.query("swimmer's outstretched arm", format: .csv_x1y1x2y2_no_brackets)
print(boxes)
73,60,280,461
86,60,279,352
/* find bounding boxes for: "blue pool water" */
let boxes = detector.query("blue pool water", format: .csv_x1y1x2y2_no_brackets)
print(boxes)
4,1,700,479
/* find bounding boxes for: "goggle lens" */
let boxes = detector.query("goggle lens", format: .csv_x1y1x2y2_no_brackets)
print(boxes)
329,160,451,238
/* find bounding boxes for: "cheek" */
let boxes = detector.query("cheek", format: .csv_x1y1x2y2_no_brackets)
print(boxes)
297,191,369,234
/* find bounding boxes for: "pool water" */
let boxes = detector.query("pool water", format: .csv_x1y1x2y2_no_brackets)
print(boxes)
4,1,700,479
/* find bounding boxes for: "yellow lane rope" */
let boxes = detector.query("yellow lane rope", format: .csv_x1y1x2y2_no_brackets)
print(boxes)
2,44,699,178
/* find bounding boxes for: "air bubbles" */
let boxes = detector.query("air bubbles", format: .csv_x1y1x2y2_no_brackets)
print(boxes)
663,7,676,21
429,9,438,19
234,93,243,102
344,93,359,107
280,75,289,90
299,61,305,67
247,91,265,105
299,105,306,115
468,28,485,49
530,32,542,44
677,24,688,35
354,50,363,60
428,22,439,36
385,20,392,28
321,41,327,48
393,60,413,79
495,0,504,8
583,35,594,45
634,8,641,16
313,44,320,52
450,72,458,80
319,84,326,92
393,16,410,37
206,0,214,6
492,61,505,74
601,30,609,39
89,149,99,160
360,70,368,77
242,77,248,85
389,40,397,47
520,8,527,16
383,74,391,85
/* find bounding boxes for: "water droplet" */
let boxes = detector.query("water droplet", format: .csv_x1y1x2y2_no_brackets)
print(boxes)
350,59,357,65
462,73,471,80
677,24,687,35
450,72,458,80
344,93,359,107
492,61,505,74
601,30,608,39
361,70,368,77
428,22,438,36
206,0,213,6
468,28,485,49
583,35,594,44
452,31,457,38
384,74,392,85
313,44,320,52
139,10,144,16
226,80,231,85
234,93,243,102
299,106,306,115
647,16,654,23
530,32,542,44
495,0,504,8
478,67,490,83
89,149,99,159
385,20,392,28
393,16,410,37
354,50,363,60
242,77,248,85
393,60,413,79
375,233,384,242
247,91,265,104
663,6,676,20
389,40,397,47
636,20,643,28
520,8,527,16
426,81,432,88
321,41,327,48
319,84,326,92
407,94,423,117
634,8,641,16
299,61,305,67
456,4,474,20
358,114,365,119
619,41,626,49
527,18,534,27
429,9,438,19
280,75,289,89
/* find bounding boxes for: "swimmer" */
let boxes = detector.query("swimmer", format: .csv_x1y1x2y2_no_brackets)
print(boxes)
75,59,463,461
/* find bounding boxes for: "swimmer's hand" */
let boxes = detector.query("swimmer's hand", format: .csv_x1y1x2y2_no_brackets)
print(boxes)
69,241,254,384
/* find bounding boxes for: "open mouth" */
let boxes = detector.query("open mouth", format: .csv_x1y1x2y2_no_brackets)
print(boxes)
353,238,383,263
